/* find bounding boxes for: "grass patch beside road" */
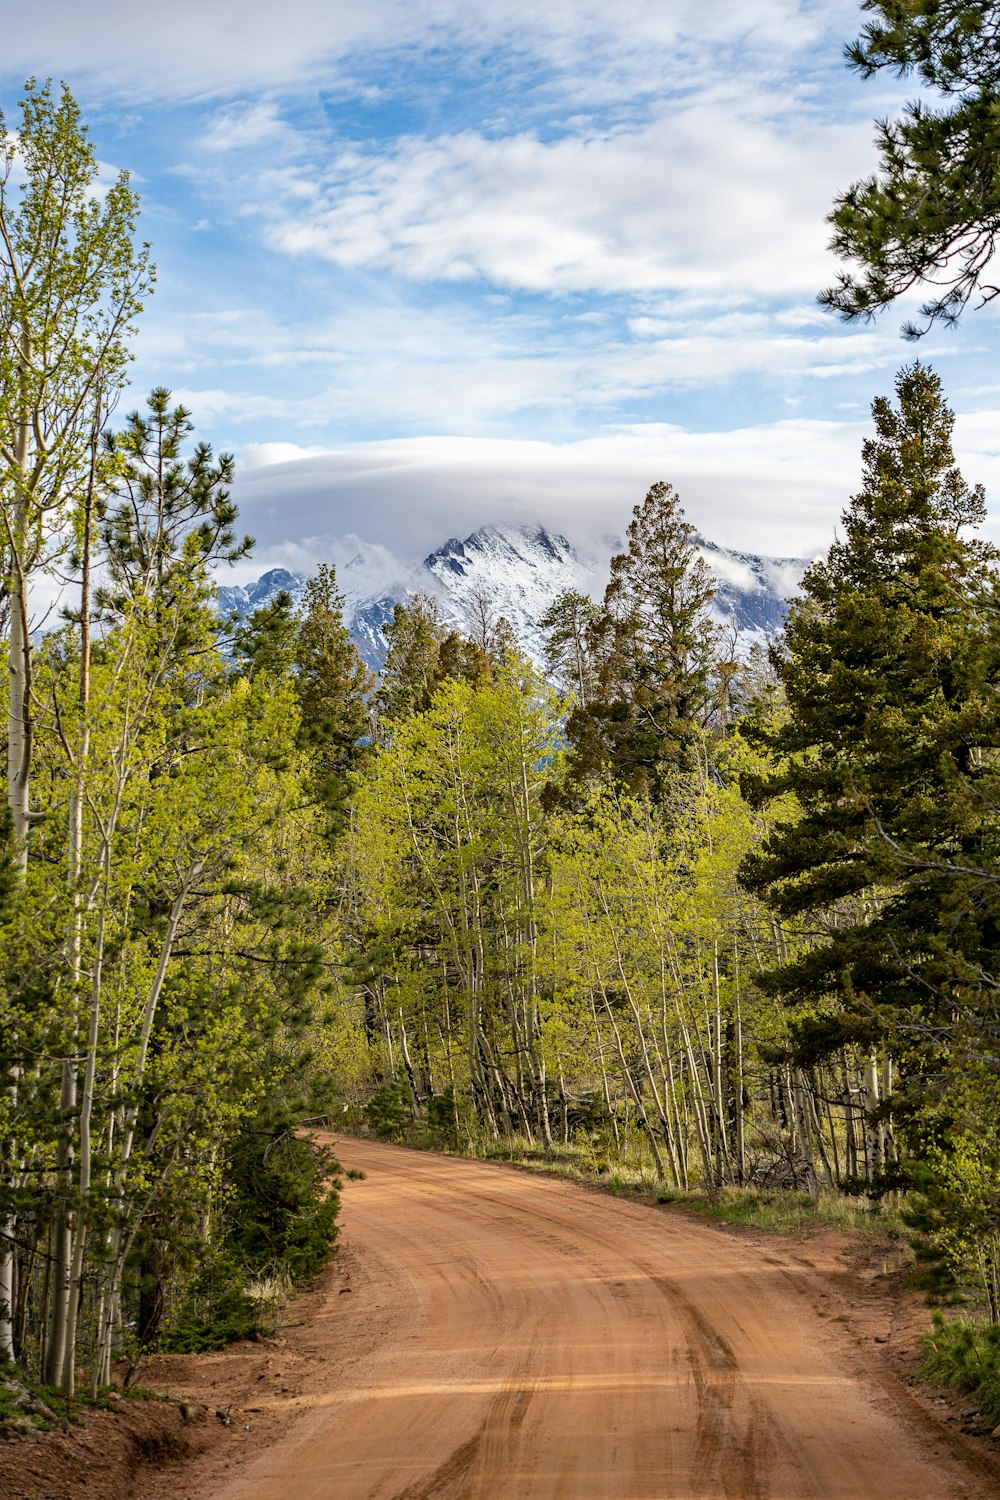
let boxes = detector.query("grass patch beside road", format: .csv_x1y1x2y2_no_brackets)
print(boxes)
483,1138,908,1245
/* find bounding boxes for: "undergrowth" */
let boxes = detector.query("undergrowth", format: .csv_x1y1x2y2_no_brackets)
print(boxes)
482,1138,908,1243
923,1315,1000,1427
0,1362,152,1432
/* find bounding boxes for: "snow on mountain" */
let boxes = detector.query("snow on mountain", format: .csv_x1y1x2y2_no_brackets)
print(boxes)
694,535,810,638
421,524,598,661
217,567,305,619
217,523,808,672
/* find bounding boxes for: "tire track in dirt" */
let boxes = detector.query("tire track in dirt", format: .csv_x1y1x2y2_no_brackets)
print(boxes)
178,1139,1000,1500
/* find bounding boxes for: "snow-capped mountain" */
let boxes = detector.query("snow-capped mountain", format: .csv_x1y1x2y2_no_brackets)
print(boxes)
217,523,809,671
694,535,810,637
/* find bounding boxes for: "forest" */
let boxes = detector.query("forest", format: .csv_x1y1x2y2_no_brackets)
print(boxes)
1,76,999,1420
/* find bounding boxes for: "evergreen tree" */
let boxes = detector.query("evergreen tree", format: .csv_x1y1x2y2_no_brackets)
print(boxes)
822,2,1000,334
743,363,1000,1110
377,595,448,724
566,481,719,798
100,386,252,615
295,565,372,829
232,589,299,681
376,594,490,730
539,589,601,703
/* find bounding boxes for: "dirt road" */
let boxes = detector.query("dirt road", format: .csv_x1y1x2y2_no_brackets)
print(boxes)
197,1138,998,1500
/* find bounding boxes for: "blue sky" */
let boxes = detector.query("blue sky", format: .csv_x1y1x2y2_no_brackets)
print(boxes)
6,0,1000,576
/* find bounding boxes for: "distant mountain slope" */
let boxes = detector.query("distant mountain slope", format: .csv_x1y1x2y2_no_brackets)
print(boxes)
694,535,810,637
218,523,809,671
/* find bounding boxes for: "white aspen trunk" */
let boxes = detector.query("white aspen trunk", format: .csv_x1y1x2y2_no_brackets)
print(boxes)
45,1056,75,1389
662,1042,688,1189
881,1054,895,1168
55,424,100,1394
863,1050,883,1193
517,746,550,1149
733,985,745,1187
679,1019,716,1192
7,332,32,864
0,345,32,1362
589,996,621,1150
589,964,668,1182
94,869,199,1378
710,941,733,1186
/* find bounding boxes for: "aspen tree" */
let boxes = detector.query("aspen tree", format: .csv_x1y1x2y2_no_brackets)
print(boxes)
0,83,150,1358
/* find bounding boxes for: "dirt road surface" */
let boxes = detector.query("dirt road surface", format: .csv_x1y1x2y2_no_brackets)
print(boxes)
173,1138,1000,1500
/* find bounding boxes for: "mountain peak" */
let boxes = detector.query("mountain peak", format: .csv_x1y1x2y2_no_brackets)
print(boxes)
218,523,808,670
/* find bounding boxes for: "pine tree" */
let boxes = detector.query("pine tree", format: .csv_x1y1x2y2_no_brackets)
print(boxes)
100,387,252,614
566,481,719,799
376,595,490,730
743,363,1000,1104
822,3,1000,335
377,596,448,724
295,565,372,830
539,589,601,703
232,590,299,681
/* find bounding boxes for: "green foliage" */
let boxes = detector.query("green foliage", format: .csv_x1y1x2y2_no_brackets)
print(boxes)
376,594,490,731
364,1079,416,1140
0,79,153,505
159,1120,340,1355
99,387,252,614
924,1315,1000,1426
294,564,372,832
744,364,999,1052
539,590,601,704
426,1087,459,1147
822,2,1000,334
565,481,718,800
232,589,299,680
159,1251,262,1354
225,1119,340,1283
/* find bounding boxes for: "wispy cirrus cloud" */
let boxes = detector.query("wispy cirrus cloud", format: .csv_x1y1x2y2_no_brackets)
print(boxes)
5,0,856,105
228,101,872,300
9,0,999,571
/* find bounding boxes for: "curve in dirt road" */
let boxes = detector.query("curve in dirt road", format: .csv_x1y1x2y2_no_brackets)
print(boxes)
207,1139,1000,1500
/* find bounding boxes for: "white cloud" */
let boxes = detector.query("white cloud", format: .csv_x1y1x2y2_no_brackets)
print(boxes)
228,420,869,562
134,290,932,444
198,100,302,154
253,103,875,299
227,411,1000,578
4,0,858,104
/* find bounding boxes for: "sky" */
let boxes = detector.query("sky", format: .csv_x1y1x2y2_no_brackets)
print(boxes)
5,0,1000,581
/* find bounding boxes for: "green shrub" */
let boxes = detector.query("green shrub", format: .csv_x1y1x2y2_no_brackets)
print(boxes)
226,1124,340,1282
160,1112,341,1353
426,1087,458,1147
364,1078,414,1139
923,1314,1000,1426
160,1251,261,1354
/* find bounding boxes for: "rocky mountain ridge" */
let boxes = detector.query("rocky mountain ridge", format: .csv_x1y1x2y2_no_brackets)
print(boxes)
217,523,810,671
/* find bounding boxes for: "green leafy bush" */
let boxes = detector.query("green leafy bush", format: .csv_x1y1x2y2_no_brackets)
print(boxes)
160,1113,340,1352
160,1251,261,1353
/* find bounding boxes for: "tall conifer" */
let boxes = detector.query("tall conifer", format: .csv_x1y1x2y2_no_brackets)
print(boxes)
744,363,1000,1091
567,481,718,798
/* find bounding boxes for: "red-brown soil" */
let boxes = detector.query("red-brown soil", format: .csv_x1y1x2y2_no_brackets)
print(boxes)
3,1136,1000,1499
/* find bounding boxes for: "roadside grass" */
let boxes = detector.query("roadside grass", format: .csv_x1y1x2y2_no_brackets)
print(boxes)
482,1138,909,1245
245,1268,293,1340
923,1315,1000,1428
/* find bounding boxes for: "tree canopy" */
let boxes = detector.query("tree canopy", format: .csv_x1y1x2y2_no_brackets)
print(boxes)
821,1,1000,334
